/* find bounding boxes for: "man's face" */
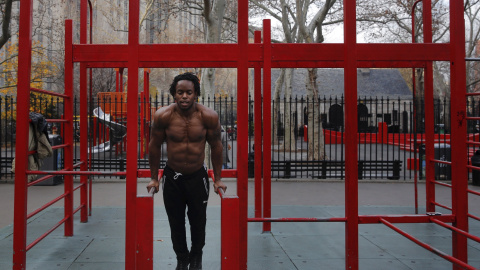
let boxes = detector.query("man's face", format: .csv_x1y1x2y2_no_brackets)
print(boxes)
175,80,197,111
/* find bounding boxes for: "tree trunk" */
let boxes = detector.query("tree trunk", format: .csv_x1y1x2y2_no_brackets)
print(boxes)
280,68,296,151
306,68,325,160
273,69,286,147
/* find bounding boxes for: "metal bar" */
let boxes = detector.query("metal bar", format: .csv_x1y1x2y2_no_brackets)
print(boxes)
431,159,451,165
26,216,69,252
380,218,476,270
432,181,452,188
126,0,140,269
135,189,155,270
431,219,480,244
450,0,469,266
27,174,57,187
467,189,480,196
262,19,272,233
432,201,452,211
73,183,86,192
27,192,68,220
359,214,455,224
253,31,262,219
248,217,347,222
13,0,34,268
468,213,480,222
27,170,127,176
73,204,85,215
30,88,69,98
344,0,359,268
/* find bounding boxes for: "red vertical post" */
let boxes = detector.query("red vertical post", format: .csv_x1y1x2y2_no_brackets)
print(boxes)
262,20,272,233
78,0,89,224
135,195,154,270
449,0,468,267
254,31,262,219
126,0,140,269
140,90,145,159
13,0,34,268
343,0,359,269
64,18,75,231
423,0,436,213
145,69,150,156
237,0,249,268
221,196,240,269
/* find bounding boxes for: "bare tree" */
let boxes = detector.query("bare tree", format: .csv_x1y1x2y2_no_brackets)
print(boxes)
0,0,15,50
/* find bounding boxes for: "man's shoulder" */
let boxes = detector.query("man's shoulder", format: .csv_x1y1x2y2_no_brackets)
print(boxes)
154,104,175,122
196,103,219,118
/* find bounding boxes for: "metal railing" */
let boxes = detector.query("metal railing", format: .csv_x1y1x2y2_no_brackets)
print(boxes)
2,94,478,181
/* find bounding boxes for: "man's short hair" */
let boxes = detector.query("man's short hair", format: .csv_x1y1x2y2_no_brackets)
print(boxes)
169,72,201,97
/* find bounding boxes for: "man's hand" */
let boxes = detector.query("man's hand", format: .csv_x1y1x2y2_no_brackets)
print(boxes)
213,179,227,194
147,179,160,194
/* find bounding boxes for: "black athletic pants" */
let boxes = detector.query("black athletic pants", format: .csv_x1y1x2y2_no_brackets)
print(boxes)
163,165,210,260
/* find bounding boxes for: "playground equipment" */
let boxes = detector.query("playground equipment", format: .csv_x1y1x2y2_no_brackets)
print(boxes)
13,0,480,270
90,107,127,153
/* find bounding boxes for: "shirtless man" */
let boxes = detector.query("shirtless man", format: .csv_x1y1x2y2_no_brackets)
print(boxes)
147,72,227,270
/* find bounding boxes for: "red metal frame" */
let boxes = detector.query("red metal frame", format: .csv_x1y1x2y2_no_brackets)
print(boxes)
14,0,478,269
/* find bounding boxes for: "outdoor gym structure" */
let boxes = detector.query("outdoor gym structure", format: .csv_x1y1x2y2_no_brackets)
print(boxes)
12,0,480,270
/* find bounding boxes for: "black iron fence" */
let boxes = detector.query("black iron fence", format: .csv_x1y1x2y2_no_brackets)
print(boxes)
2,94,477,181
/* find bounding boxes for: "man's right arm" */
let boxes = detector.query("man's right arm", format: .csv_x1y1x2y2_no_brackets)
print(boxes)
147,109,167,193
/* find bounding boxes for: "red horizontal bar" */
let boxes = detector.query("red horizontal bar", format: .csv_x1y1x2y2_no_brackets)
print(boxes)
432,201,452,211
73,204,85,215
26,216,69,251
466,141,480,146
52,144,68,150
46,119,68,123
432,181,452,188
466,92,480,96
30,87,68,98
466,117,480,121
27,170,127,176
359,214,455,224
74,43,449,65
73,162,83,168
467,188,480,196
431,159,451,166
27,192,68,219
466,165,480,171
248,217,346,222
468,213,480,222
27,174,56,187
380,218,476,270
430,218,480,243
73,182,86,192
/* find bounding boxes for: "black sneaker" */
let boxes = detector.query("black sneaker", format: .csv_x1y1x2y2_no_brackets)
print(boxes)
176,258,189,270
189,254,202,270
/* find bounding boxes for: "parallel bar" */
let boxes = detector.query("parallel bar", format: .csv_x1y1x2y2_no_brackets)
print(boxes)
380,218,476,270
468,213,480,221
30,87,68,98
26,216,69,252
135,189,154,270
27,174,57,187
431,159,451,165
73,204,85,215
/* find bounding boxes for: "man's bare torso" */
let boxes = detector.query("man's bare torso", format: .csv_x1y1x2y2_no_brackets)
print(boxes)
160,103,213,174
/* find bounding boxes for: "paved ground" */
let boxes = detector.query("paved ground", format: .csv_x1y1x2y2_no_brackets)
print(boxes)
1,179,480,269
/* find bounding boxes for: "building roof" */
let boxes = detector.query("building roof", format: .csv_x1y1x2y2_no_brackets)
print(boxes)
270,68,412,99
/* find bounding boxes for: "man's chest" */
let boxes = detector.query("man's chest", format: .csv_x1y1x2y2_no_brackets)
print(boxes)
166,117,206,143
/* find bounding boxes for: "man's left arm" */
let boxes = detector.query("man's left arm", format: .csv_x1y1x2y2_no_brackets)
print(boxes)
206,113,227,194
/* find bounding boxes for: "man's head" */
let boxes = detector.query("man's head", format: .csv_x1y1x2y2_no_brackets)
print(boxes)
169,72,201,97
